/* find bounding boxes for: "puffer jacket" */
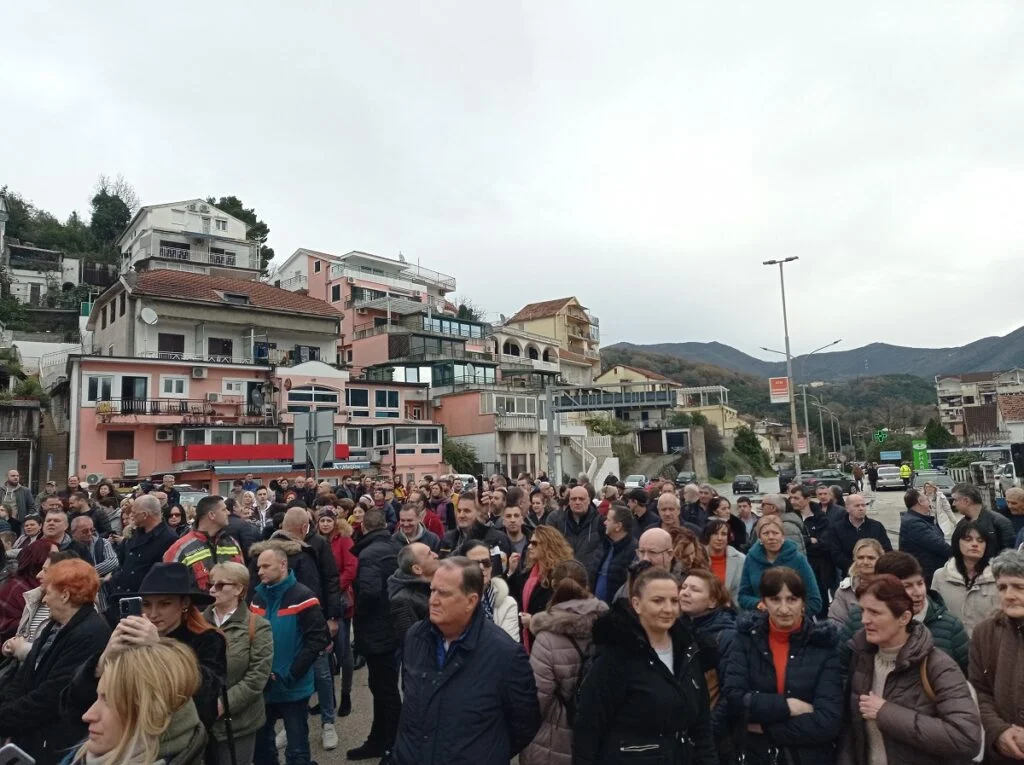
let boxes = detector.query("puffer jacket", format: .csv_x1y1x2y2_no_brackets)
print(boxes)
201,604,274,741
899,510,953,585
388,569,431,646
930,558,999,637
737,539,822,615
723,612,843,765
520,597,608,765
690,607,737,740
839,593,969,673
573,601,717,765
838,622,981,765
827,576,861,629
969,612,1024,765
490,576,521,641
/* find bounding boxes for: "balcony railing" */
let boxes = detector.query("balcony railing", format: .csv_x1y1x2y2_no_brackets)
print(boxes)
137,350,271,366
277,274,308,291
94,398,275,424
156,246,257,270
496,414,539,432
9,255,62,272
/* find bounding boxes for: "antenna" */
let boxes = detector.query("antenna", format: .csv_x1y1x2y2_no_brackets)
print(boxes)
140,307,159,326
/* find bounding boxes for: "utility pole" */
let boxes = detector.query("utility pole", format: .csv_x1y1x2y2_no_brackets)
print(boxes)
764,257,801,474
801,385,810,458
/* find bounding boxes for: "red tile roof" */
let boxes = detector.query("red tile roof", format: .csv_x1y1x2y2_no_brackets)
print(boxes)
507,297,575,323
998,393,1024,423
128,271,339,318
605,364,675,383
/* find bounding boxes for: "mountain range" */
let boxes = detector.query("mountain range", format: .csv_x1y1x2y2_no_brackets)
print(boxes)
608,325,1024,382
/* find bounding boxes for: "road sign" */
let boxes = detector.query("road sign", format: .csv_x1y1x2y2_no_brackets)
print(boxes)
796,437,808,454
879,450,902,461
873,430,888,443
769,377,790,404
912,439,931,471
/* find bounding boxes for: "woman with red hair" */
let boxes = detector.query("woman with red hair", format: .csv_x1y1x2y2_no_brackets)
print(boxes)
0,558,111,764
0,538,53,641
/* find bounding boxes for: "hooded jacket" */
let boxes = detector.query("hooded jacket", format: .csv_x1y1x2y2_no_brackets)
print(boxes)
350,527,400,656
723,612,843,765
543,506,605,570
899,510,953,585
251,530,343,620
930,558,999,637
969,612,1024,765
572,600,717,765
838,621,981,765
828,576,861,629
388,569,431,646
489,576,521,641
737,539,823,615
519,597,608,765
708,545,746,605
839,592,969,672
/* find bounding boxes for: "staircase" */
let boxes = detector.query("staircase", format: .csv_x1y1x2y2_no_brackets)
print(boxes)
568,436,614,483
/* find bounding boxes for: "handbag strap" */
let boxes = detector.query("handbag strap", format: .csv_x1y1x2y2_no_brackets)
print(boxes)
919,654,936,703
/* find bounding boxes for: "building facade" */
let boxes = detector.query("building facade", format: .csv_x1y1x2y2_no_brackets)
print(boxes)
936,370,1024,440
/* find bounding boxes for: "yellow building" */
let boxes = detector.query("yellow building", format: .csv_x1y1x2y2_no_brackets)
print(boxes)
594,364,681,392
505,297,600,385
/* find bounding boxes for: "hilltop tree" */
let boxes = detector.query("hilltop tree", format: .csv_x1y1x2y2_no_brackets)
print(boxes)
206,195,274,274
925,418,958,449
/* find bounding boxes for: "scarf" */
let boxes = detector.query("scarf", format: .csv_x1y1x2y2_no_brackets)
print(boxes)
483,584,496,621
521,566,542,654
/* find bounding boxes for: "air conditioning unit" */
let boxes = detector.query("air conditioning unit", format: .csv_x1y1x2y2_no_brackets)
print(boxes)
86,473,104,485
206,392,221,403
191,367,208,379
155,429,174,442
200,204,209,213
347,276,355,283
122,460,140,478
188,203,197,211
356,308,368,315
431,397,443,407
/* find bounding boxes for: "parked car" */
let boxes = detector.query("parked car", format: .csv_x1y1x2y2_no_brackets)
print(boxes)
801,468,854,494
911,471,955,499
623,474,647,489
675,470,697,487
875,465,904,490
731,474,759,494
778,468,796,491
177,490,210,508
994,462,1020,497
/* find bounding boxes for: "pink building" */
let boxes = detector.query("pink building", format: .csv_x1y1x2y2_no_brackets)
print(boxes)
60,270,444,493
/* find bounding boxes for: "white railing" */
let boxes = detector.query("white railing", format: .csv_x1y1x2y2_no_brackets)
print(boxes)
329,266,424,293
157,246,257,270
137,351,267,365
399,262,457,291
278,274,308,291
582,435,612,452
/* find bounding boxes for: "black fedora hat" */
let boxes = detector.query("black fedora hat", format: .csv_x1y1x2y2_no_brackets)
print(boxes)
127,562,215,606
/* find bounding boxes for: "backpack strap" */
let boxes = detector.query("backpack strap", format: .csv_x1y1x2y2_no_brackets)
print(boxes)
919,654,936,703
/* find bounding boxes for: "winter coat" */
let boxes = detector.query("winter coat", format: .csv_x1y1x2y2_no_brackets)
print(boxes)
708,545,745,605
737,539,822,615
302,529,344,618
969,611,1024,765
828,576,861,628
388,570,431,646
163,528,244,592
930,558,999,637
166,623,227,735
781,511,808,554
838,622,981,765
14,585,46,648
828,516,892,574
839,593,969,673
104,520,177,623
956,509,1016,555
899,510,953,585
0,483,34,520
723,612,843,765
393,524,442,554
201,604,274,741
631,507,661,538
440,521,511,558
251,531,343,620
543,507,606,570
225,512,262,559
394,605,541,765
0,572,38,641
490,576,521,641
572,600,717,765
251,571,329,704
683,502,709,530
520,597,608,765
324,530,358,619
690,607,737,740
588,534,637,606
0,605,111,765
350,528,400,656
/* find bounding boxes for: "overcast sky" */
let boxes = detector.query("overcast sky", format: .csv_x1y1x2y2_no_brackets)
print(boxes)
3,2,1024,357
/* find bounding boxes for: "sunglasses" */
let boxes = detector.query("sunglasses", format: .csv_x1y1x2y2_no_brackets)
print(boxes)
209,581,236,591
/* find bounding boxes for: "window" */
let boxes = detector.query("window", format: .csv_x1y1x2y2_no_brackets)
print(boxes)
375,390,399,409
418,427,440,444
182,430,206,446
211,430,233,445
331,284,341,302
494,395,537,415
157,333,186,357
119,293,126,317
347,350,353,363
86,375,114,403
346,389,369,407
288,385,339,413
106,431,135,460
374,428,391,447
100,305,107,329
511,454,528,477
208,338,234,360
237,431,257,445
410,405,422,419
292,345,320,363
223,380,246,395
258,430,278,444
216,219,228,231
160,376,188,398
314,260,322,273
395,428,417,445
222,293,250,306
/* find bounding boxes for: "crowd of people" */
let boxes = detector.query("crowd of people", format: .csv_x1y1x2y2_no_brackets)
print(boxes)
0,466,1022,765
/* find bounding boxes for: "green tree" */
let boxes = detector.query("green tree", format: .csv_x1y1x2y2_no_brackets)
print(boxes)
443,436,481,475
89,189,131,253
704,425,727,479
924,418,958,449
733,425,772,474
206,196,275,274
668,411,693,427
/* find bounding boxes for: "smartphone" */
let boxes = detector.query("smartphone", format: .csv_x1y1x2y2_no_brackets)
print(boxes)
119,596,143,620
0,742,35,764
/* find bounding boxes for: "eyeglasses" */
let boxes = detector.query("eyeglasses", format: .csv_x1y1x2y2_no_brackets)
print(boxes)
209,581,236,591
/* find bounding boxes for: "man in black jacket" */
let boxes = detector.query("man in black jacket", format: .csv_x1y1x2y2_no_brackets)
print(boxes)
439,492,510,558
103,495,176,625
626,488,660,538
225,497,262,559
393,557,540,765
67,490,112,538
591,505,637,605
790,485,835,615
951,483,1016,555
348,508,402,762
388,542,438,646
543,485,605,569
828,493,892,574
899,488,953,585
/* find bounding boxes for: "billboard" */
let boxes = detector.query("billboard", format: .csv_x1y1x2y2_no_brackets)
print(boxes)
879,450,902,461
912,439,931,471
769,377,790,404
797,437,808,454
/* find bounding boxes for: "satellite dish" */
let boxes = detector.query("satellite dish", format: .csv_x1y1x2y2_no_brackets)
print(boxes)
140,307,159,326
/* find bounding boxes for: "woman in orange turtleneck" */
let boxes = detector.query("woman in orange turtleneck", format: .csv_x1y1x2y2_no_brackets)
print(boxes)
702,518,746,605
721,567,843,765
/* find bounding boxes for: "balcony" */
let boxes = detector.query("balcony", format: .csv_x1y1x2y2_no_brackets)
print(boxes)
496,414,539,432
277,274,308,291
9,255,62,273
137,350,272,366
94,398,276,426
498,353,560,374
155,246,258,270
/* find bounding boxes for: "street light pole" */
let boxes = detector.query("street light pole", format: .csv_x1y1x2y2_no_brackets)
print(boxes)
764,257,800,474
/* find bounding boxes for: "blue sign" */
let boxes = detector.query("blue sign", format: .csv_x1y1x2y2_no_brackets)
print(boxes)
879,450,902,461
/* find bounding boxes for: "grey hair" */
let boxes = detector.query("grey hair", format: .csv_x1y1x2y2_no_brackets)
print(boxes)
70,515,93,531
437,556,484,598
397,544,420,575
992,549,1024,580
134,494,162,517
760,493,784,511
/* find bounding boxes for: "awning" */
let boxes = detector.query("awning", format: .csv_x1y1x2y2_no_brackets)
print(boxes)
207,461,372,475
